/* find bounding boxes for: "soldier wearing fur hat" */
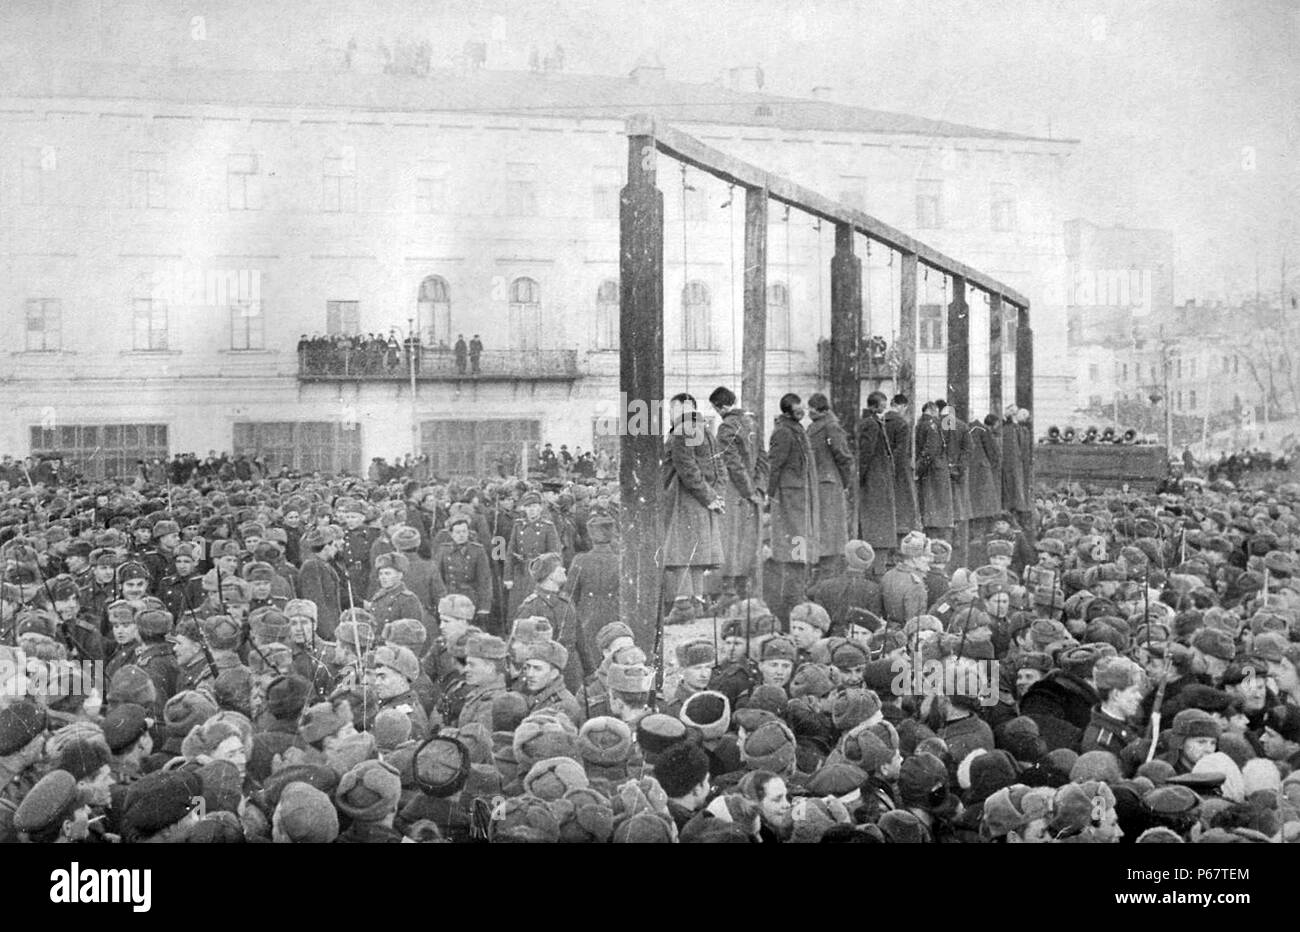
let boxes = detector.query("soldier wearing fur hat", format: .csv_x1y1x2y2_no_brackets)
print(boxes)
456,634,510,732
882,532,931,626
42,574,105,663
335,499,379,613
1080,656,1145,759
169,617,217,695
371,644,429,741
504,492,561,618
366,551,426,633
157,542,206,623
298,528,342,640
515,553,585,694
666,639,717,717
431,516,493,628
806,540,885,638
708,603,775,704
520,638,583,725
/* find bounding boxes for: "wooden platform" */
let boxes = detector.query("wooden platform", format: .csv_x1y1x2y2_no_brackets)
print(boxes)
1035,443,1169,490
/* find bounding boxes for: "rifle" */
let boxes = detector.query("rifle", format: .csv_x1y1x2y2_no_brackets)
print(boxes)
176,560,220,682
1144,652,1171,764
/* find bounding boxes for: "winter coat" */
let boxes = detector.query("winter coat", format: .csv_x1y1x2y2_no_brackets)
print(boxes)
883,410,919,533
1001,418,1029,513
767,414,821,565
944,417,972,522
714,408,765,578
662,412,724,568
967,422,1002,519
915,415,953,529
807,410,855,560
857,411,898,549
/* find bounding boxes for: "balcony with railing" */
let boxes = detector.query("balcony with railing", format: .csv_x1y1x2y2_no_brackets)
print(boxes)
297,345,581,382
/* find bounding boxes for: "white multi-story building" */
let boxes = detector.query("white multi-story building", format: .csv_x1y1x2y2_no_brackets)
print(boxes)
1,59,1077,479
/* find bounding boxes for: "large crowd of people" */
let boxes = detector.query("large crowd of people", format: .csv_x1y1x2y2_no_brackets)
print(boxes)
0,386,1298,844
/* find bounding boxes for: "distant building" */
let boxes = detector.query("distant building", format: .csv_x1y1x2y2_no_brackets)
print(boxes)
1,58,1077,478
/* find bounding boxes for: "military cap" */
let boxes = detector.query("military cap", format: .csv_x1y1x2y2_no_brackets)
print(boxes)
760,635,797,663
465,634,509,662
519,491,543,507
390,525,422,552
381,618,427,649
102,703,152,753
241,561,276,582
1171,708,1221,741
201,614,243,652
298,702,348,745
607,662,655,693
509,616,553,643
116,561,150,584
413,735,471,799
208,539,241,559
437,593,476,622
373,645,420,682
374,551,410,575
987,539,1015,560
168,616,203,644
334,619,375,652
284,598,318,621
448,626,484,660
720,613,778,641
1191,627,1236,661
832,641,870,670
675,639,716,668
790,601,832,633
900,531,928,559
121,770,205,840
173,542,201,561
151,520,179,540
528,552,562,584
135,608,173,638
13,770,86,835
523,638,568,671
1142,784,1200,816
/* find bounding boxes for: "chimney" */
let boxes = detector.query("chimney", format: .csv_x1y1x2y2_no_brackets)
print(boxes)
630,54,665,85
810,85,833,101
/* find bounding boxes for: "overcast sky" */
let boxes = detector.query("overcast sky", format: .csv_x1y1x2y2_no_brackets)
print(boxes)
8,0,1297,302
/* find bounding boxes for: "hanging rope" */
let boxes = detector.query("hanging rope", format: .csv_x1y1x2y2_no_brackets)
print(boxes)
815,219,824,367
680,164,692,395
726,184,738,385
783,204,792,386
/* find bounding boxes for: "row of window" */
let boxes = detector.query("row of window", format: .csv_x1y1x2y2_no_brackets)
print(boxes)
19,277,790,354
1097,355,1243,386
31,419,620,481
16,147,1018,230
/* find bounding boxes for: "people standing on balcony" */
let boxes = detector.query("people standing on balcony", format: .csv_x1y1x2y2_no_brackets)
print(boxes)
884,393,920,547
915,400,953,543
385,330,401,372
470,334,483,375
857,390,897,570
559,445,574,478
404,330,421,375
806,393,855,581
454,334,468,375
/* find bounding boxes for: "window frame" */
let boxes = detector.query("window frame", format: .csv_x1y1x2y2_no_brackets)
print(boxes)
24,298,62,352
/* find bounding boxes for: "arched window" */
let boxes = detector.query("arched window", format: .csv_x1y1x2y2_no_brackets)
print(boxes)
595,279,618,351
509,277,541,351
766,281,790,350
682,280,713,351
417,275,450,348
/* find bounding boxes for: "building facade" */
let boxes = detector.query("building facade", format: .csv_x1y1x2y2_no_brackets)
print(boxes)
1,60,1077,479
